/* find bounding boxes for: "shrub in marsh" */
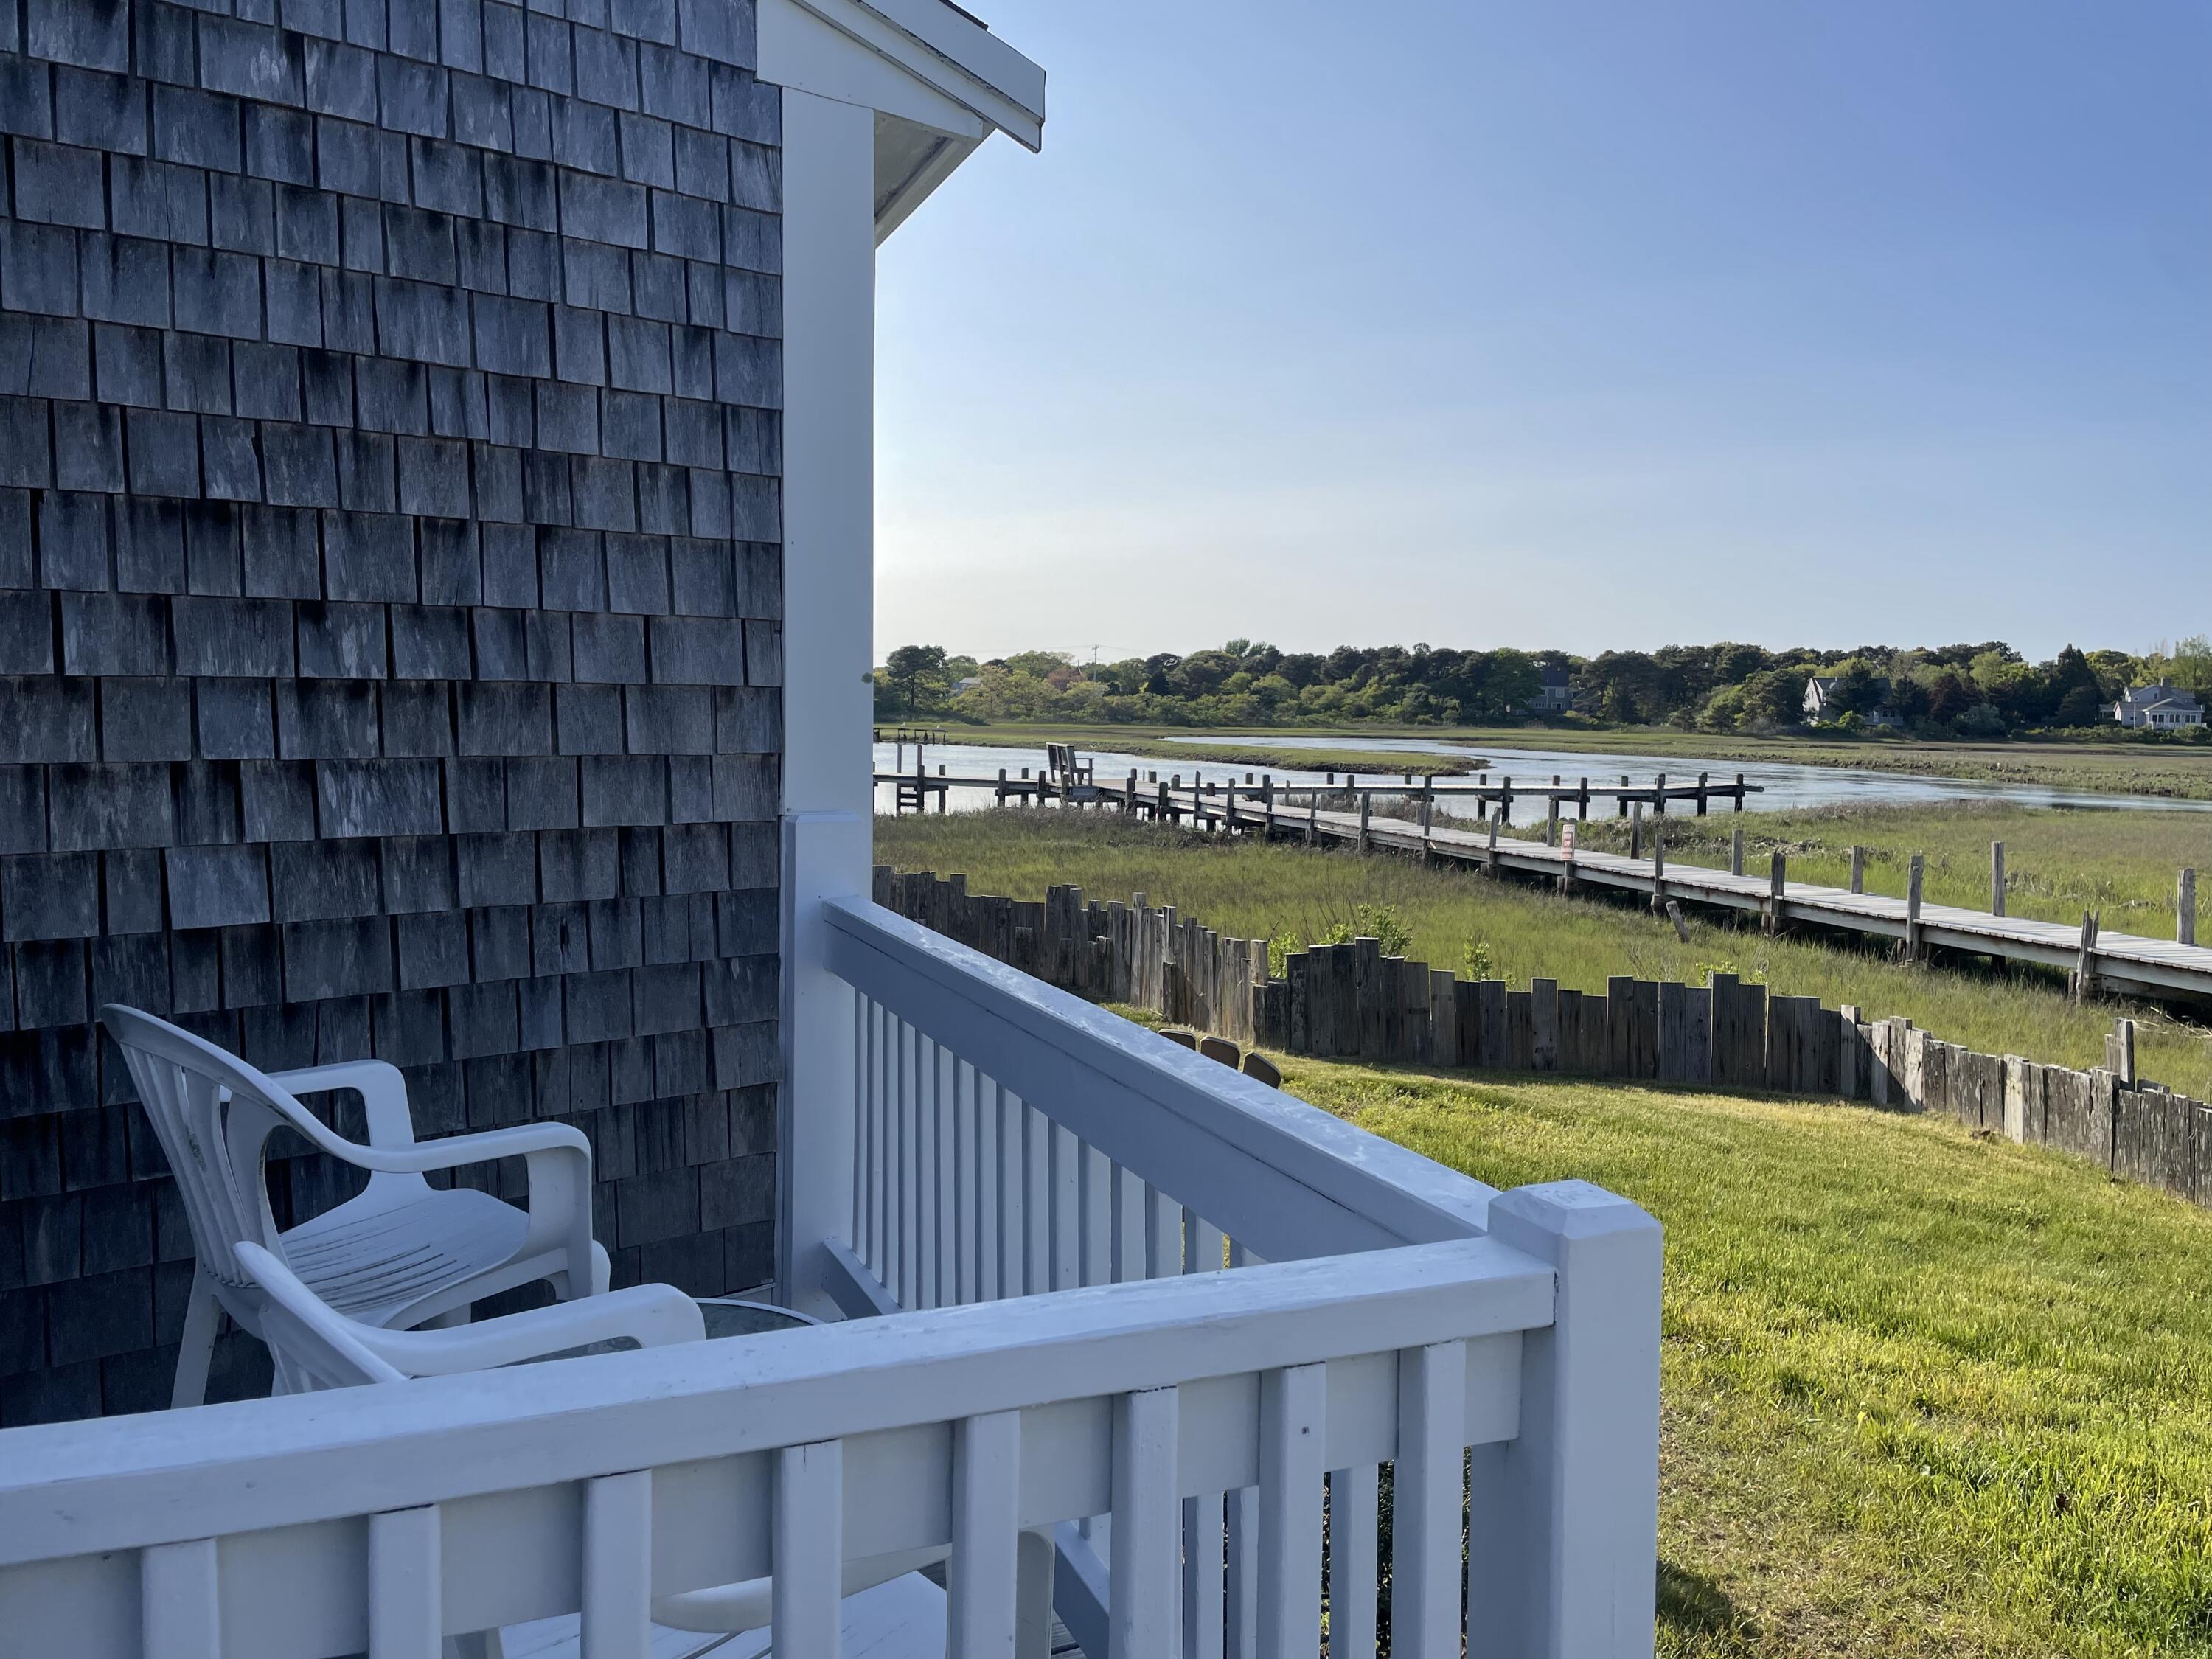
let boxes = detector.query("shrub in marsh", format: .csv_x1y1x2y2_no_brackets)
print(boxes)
1321,902,1413,956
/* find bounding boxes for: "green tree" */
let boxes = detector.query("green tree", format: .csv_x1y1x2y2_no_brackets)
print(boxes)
882,644,949,716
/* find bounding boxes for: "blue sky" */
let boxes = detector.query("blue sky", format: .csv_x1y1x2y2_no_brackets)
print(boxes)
873,1,2210,664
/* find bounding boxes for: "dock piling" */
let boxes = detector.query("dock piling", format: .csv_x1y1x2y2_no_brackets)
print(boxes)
1991,842,2006,918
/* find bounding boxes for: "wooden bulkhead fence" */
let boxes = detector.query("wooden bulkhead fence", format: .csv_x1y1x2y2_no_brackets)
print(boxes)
876,865,2212,1211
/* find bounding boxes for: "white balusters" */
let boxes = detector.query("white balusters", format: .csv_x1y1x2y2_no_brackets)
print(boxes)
1110,1387,1181,1658
1392,1342,1469,1657
141,1537,220,1659
368,1505,442,1659
1224,1487,1257,1659
1182,1493,1226,1659
773,1441,845,1657
582,1471,653,1659
949,1411,1024,1656
1326,1465,1380,1657
1256,1365,1326,1656
1145,1186,1180,1280
1049,1122,1079,1290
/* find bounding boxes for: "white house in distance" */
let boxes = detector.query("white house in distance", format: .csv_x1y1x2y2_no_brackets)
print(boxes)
1804,675,1904,728
2113,683,2206,730
0,2,1663,1655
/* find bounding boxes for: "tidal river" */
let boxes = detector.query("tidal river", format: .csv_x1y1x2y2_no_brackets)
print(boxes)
872,736,2212,818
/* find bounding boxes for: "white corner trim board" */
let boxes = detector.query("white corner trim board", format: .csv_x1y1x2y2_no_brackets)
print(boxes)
758,0,1045,151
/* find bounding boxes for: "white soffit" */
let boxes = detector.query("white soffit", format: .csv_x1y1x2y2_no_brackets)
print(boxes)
758,0,1045,239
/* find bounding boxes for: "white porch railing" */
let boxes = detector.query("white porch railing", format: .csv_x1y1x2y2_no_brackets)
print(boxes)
0,897,1660,1659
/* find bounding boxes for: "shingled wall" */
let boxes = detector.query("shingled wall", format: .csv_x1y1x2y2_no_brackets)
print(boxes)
0,0,785,1423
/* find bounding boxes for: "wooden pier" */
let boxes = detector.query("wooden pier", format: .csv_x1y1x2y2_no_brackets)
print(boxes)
876,763,2212,1002
877,763,1763,819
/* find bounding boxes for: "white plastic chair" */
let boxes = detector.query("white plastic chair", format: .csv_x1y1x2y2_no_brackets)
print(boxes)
234,1243,956,1658
102,1004,611,1407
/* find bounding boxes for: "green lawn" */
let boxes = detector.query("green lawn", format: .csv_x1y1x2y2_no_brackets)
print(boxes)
876,810,2212,1093
1287,1058,2212,1657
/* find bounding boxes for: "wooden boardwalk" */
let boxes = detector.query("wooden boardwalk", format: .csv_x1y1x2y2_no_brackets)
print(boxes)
1152,785,2212,1003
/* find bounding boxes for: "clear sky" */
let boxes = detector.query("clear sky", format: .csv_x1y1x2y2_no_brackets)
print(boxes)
872,1,2211,665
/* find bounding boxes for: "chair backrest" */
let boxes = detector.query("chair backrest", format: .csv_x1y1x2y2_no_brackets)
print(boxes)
100,1005,332,1322
232,1242,408,1390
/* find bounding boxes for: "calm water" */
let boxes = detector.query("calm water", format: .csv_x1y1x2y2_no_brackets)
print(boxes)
874,737,2212,817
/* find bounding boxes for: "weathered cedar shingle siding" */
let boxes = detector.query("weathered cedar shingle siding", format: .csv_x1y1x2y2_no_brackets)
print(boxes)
0,0,783,1424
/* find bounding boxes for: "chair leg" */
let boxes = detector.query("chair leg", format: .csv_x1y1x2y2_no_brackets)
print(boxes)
172,1269,221,1409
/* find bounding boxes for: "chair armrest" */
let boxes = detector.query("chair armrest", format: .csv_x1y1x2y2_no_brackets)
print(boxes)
333,1120,594,1177
371,1283,707,1375
268,1059,418,1150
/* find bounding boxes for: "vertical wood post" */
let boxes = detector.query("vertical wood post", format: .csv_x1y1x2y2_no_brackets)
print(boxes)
1906,855,1924,960
1649,824,1666,914
1653,772,1666,815
1629,802,1642,861
2180,869,2197,946
1487,815,1500,871
1848,845,1865,894
1307,796,1318,844
1579,777,1590,819
1695,770,1709,816
1728,827,1743,878
1357,793,1371,852
1764,851,1786,935
1615,775,1629,818
1990,842,2006,917
1733,771,1746,811
2073,910,2100,1002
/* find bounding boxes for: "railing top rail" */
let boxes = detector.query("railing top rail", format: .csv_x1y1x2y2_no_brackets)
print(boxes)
824,895,1498,1254
0,1236,1548,1566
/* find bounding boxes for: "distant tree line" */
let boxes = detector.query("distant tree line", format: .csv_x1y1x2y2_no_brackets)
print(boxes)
873,637,2212,740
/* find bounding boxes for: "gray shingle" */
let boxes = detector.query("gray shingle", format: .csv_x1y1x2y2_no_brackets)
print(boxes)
209,175,277,259
27,0,131,72
276,678,378,757
0,591,55,675
48,763,173,852
12,138,105,230
170,597,294,678
571,611,644,683
380,835,454,913
378,680,454,757
0,221,81,318
60,594,168,675
316,757,442,836
1,852,98,941
0,53,54,139
49,411,125,500
295,600,389,678
165,845,271,931
240,759,318,841
195,677,276,759
93,325,163,411
98,678,192,763
271,838,381,922
181,501,241,598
